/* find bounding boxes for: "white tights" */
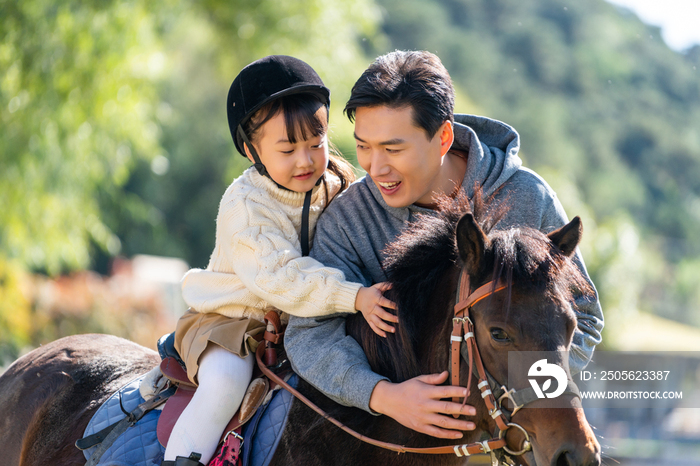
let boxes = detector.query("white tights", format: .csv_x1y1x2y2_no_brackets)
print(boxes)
163,345,254,464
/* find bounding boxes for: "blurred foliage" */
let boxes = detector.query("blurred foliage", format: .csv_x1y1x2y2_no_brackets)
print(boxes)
0,0,380,362
370,0,700,344
95,0,380,270
0,259,31,363
3,0,700,361
0,262,179,363
1,0,168,275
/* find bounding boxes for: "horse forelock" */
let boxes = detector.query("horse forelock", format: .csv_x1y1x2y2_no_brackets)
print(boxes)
489,227,592,311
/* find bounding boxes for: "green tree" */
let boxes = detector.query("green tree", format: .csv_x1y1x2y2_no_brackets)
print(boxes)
98,0,381,268
1,0,381,361
1,0,170,359
1,0,166,274
373,0,700,333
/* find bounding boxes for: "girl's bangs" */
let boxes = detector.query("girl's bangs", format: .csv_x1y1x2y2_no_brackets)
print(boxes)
282,95,327,144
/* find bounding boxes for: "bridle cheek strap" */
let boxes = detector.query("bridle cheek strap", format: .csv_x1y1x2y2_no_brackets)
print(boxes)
451,273,508,397
450,318,464,410
451,274,510,430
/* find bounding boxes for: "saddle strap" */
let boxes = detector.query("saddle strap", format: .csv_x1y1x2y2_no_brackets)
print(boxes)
263,312,284,367
254,343,505,456
77,384,176,465
209,428,244,466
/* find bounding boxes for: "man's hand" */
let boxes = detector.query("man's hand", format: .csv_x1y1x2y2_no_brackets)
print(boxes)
368,371,476,439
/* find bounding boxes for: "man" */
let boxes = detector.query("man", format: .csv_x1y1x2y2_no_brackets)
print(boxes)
285,50,604,439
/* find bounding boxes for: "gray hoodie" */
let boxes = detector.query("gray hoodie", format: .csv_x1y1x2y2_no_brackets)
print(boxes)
285,114,604,413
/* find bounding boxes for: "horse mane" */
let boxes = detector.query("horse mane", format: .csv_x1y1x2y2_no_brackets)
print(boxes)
350,188,592,383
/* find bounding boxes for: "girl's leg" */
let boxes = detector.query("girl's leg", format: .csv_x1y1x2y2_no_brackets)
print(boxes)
163,345,254,463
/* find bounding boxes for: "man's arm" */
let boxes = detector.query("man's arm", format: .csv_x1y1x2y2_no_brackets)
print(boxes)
285,208,387,411
538,182,604,373
285,205,475,438
286,314,477,437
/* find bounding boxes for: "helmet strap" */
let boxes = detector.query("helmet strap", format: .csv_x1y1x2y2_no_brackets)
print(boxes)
300,190,312,257
237,125,268,178
238,124,325,257
301,174,324,256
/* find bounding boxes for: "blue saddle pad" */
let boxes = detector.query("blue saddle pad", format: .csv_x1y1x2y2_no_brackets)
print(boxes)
242,374,298,466
82,373,164,466
79,373,299,466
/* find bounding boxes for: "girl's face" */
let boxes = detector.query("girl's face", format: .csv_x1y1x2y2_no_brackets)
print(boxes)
246,107,329,193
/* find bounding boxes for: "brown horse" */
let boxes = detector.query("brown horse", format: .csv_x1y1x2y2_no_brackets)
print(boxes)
0,194,600,466
266,195,600,466
0,334,159,466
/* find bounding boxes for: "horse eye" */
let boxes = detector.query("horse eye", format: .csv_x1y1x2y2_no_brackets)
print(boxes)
490,328,511,343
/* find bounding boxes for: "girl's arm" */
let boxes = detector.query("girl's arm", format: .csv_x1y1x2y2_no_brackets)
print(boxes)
207,195,360,318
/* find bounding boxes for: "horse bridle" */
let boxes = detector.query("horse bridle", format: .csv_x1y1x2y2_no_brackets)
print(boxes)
451,271,530,460
450,270,582,462
255,267,580,463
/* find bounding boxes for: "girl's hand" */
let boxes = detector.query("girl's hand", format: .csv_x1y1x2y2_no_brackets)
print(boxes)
355,282,399,337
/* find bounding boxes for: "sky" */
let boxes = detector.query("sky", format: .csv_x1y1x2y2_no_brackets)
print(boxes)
606,0,700,51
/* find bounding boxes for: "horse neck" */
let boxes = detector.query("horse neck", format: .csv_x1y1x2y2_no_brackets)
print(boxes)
342,264,499,458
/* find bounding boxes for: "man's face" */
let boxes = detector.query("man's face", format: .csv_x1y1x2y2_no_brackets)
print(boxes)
354,105,448,208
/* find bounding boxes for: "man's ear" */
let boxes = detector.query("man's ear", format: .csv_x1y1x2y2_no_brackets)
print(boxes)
438,120,454,157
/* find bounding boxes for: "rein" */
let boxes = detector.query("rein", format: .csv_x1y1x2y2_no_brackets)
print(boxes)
255,302,508,458
255,342,505,456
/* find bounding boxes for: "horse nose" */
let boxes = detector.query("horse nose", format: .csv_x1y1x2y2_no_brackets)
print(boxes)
552,444,601,466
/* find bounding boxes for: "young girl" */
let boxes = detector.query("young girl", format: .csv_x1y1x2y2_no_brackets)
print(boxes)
162,56,398,466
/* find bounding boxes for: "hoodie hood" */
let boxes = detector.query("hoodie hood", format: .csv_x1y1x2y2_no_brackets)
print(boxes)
366,113,522,220
453,113,522,199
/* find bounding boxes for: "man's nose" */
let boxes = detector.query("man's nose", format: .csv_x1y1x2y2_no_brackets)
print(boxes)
369,150,391,177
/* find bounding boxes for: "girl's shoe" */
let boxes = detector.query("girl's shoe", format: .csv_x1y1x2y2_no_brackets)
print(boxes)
161,452,204,466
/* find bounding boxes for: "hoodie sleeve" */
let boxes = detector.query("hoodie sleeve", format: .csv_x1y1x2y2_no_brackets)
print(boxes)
284,208,388,413
508,168,604,374
541,193,604,375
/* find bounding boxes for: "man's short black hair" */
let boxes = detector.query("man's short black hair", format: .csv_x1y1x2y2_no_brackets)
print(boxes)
344,50,455,140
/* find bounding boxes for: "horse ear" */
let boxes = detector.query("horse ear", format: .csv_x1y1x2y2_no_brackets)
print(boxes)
456,213,489,274
547,216,583,257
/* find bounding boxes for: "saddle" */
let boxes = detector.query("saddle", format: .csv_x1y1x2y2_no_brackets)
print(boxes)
156,311,286,458
77,311,287,466
155,351,269,447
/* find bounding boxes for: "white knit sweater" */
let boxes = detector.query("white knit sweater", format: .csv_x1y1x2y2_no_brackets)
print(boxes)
181,167,362,323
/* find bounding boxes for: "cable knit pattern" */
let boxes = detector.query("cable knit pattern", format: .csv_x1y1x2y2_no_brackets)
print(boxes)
181,167,362,323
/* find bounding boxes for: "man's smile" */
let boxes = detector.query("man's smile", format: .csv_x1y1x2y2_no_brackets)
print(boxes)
377,180,402,193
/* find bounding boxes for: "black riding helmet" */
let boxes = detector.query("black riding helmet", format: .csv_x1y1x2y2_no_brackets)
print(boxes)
226,55,331,179
226,55,331,256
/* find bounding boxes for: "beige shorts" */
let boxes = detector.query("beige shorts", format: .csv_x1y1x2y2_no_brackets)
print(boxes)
174,309,266,385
